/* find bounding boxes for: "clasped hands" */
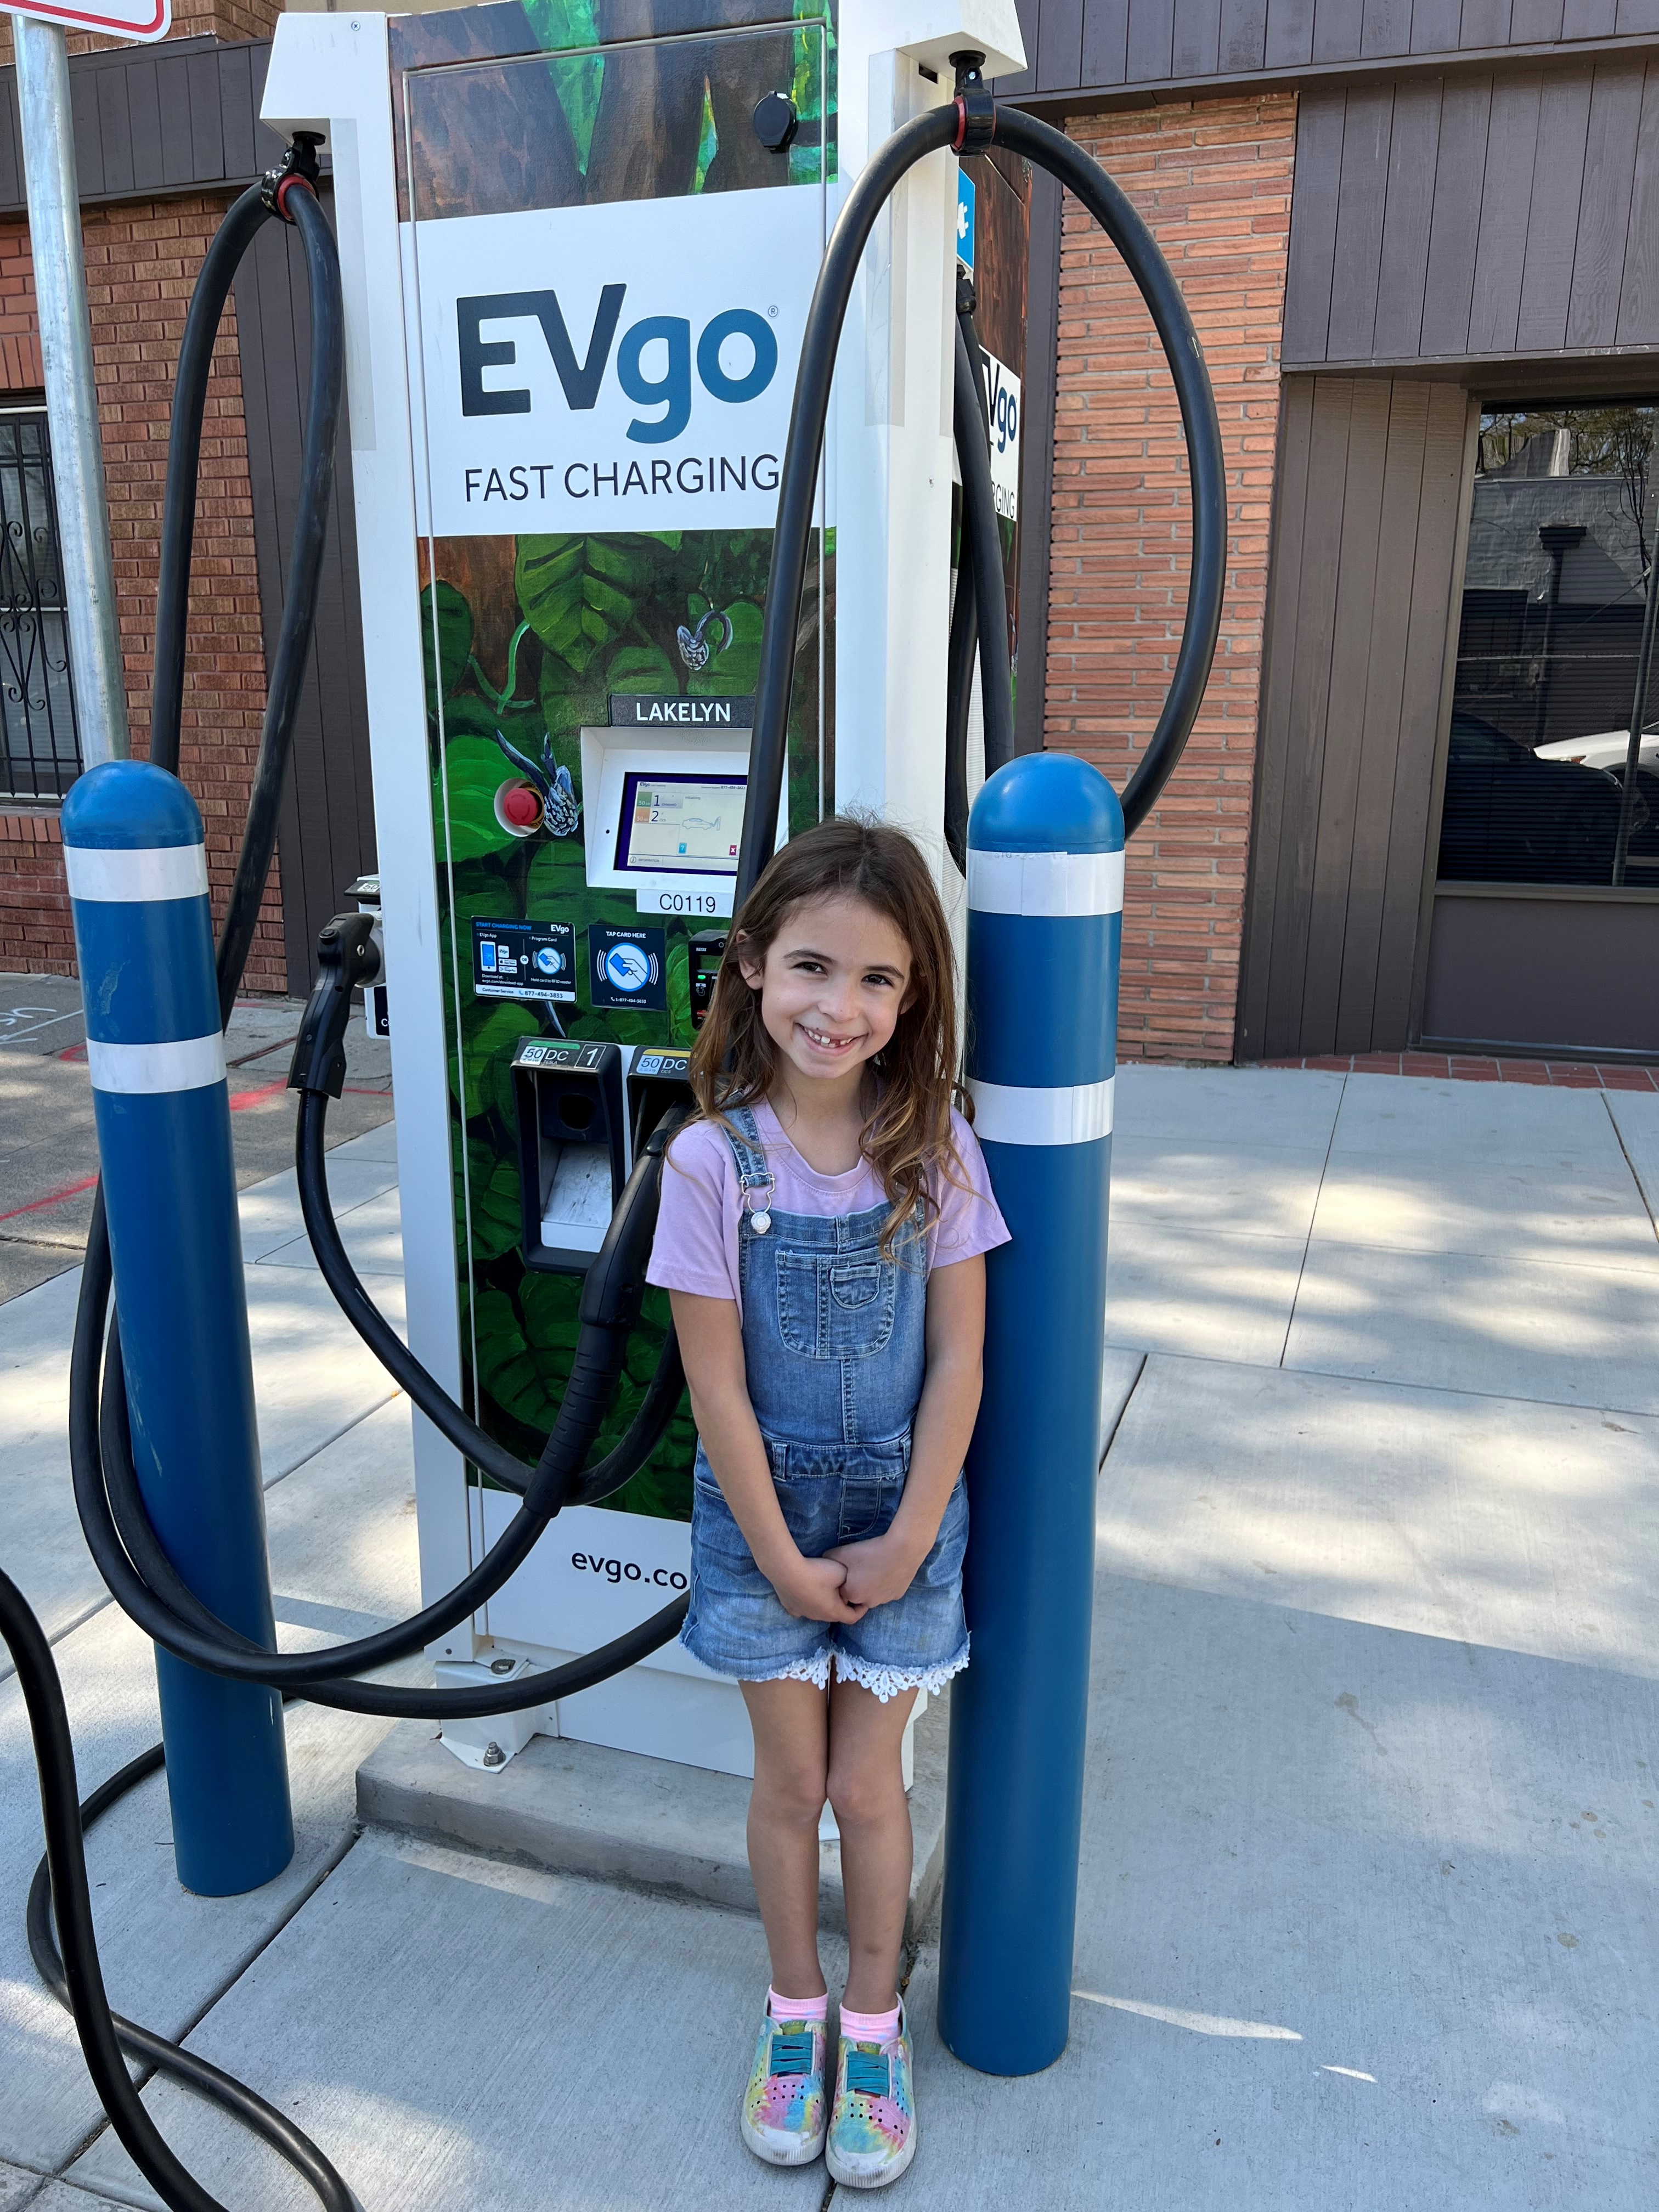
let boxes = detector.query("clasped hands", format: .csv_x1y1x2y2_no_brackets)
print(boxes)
770,1530,926,1624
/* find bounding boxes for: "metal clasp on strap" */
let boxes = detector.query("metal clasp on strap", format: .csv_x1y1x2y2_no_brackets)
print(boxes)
740,1169,776,1235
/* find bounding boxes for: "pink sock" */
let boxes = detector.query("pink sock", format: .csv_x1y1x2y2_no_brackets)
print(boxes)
769,1986,828,2023
839,1999,901,2042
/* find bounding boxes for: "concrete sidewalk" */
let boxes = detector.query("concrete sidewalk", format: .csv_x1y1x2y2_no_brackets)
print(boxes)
0,976,394,1305
2,1063,1657,2209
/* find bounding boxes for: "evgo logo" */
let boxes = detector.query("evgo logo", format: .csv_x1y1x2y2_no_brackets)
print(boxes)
419,183,817,534
458,287,779,444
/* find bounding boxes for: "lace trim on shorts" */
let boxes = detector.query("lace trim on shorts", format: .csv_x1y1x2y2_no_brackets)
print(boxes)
834,1638,970,1705
737,1649,833,1690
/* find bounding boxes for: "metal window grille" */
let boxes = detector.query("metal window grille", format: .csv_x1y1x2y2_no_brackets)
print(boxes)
0,404,80,802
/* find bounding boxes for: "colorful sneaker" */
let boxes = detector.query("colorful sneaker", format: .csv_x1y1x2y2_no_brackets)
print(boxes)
740,2002,828,2166
826,2000,916,2190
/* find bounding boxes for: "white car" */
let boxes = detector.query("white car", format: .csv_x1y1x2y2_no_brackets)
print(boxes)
1535,729,1659,771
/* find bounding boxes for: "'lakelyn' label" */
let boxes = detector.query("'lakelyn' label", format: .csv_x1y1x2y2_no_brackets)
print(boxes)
609,693,755,727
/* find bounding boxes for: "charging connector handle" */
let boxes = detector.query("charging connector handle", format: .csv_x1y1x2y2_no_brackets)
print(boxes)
287,911,380,1100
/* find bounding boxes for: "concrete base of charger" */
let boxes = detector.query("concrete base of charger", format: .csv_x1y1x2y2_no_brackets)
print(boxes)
356,1685,951,1940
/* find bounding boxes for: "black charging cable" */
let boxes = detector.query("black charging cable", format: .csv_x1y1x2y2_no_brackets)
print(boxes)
738,65,1227,906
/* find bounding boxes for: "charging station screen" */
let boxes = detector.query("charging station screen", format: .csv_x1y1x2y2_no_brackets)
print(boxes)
617,771,744,876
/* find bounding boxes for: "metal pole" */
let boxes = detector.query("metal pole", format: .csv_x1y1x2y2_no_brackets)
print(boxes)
1614,505,1659,887
13,14,129,766
938,750,1122,2075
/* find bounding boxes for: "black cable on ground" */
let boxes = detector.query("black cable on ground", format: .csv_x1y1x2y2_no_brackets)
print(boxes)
1,1569,348,2212
24,1732,356,2212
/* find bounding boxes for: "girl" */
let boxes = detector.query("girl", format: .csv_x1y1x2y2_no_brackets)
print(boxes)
647,816,1008,2190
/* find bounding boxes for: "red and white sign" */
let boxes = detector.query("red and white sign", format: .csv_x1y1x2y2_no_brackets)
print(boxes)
7,0,170,41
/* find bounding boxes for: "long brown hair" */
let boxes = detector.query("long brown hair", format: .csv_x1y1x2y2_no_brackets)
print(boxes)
687,816,969,1255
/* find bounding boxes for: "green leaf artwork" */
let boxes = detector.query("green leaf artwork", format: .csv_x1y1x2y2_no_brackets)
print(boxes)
688,599,762,697
422,579,473,715
606,639,679,695
434,733,521,861
423,520,831,1519
448,1001,534,1127
517,533,654,674
461,1137,525,1263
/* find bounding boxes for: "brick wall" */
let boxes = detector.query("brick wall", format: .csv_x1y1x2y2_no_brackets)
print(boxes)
1048,95,1294,1062
0,807,72,974
0,226,41,388
0,199,286,991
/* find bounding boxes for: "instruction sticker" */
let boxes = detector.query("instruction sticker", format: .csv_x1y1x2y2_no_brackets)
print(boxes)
590,924,667,1012
472,918,575,1002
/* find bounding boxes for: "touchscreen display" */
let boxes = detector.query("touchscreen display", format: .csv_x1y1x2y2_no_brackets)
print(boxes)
617,771,746,875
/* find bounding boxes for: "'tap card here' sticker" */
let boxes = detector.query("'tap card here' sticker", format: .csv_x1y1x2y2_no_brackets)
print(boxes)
590,924,667,1013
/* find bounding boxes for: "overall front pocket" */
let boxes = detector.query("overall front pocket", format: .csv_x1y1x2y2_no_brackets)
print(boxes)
776,1251,899,1359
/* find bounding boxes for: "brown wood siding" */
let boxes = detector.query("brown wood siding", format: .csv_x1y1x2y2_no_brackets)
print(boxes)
1283,55,1659,363
0,37,288,216
997,0,1659,97
234,194,375,995
1238,376,1471,1059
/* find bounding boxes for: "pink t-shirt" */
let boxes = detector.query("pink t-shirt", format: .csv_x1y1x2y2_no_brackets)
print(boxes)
647,1097,1010,1315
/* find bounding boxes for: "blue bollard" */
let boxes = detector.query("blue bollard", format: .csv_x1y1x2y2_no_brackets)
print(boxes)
938,751,1122,2076
63,760,294,1898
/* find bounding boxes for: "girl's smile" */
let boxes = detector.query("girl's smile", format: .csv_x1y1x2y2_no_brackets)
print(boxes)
738,894,916,1099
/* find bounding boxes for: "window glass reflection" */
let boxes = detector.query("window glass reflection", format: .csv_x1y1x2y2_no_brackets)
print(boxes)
1438,403,1659,887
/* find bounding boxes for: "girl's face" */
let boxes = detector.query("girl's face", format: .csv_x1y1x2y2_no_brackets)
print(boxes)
738,894,915,1092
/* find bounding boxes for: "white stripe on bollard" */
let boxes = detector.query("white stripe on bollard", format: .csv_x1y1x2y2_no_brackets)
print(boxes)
64,842,210,904
967,1075,1115,1146
966,848,1125,917
86,1032,227,1094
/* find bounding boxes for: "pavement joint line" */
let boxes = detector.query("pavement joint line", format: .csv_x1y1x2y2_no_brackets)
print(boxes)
0,1592,115,1688
1124,1339,1659,1425
1098,1351,1145,1462
1276,1069,1347,1372
1,1392,402,1680
66,1821,371,2183
259,1387,403,1493
1602,1088,1659,1243
225,1033,300,1070
1275,1228,1659,1282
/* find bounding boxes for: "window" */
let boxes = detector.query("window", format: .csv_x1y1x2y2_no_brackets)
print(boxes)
1438,403,1659,889
0,404,80,802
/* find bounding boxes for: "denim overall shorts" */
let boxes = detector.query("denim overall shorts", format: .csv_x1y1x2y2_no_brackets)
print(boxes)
679,1107,970,1702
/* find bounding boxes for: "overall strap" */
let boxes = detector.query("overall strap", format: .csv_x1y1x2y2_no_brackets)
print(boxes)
716,1103,776,1212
